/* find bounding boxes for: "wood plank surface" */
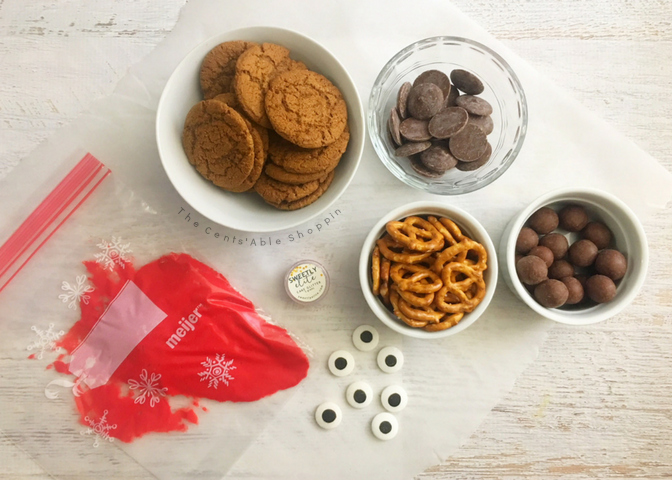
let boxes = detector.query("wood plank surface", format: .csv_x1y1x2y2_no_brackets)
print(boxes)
1,1,671,478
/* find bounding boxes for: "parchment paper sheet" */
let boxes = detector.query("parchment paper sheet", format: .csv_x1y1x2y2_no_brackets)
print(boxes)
1,1,671,479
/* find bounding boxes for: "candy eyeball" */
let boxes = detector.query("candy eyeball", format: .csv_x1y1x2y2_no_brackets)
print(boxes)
371,412,398,440
345,381,373,409
328,350,355,377
377,346,404,373
352,325,379,352
381,385,408,413
315,402,342,430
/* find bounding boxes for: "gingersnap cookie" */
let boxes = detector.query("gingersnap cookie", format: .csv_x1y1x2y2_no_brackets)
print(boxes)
234,43,307,128
271,171,335,210
265,69,347,148
268,126,349,175
254,172,322,205
213,93,269,160
227,117,266,192
200,41,258,99
182,99,255,190
264,164,328,185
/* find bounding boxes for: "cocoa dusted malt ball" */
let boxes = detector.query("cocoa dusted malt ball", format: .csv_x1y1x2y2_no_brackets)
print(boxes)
516,227,539,254
581,221,612,250
585,274,617,303
534,279,569,308
516,255,548,286
559,204,589,232
528,245,554,268
548,259,574,280
568,239,599,268
595,249,628,281
561,276,585,305
539,233,569,260
528,207,559,235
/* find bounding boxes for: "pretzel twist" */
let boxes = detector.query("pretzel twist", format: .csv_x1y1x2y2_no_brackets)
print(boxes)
390,263,442,294
386,216,444,252
377,236,432,264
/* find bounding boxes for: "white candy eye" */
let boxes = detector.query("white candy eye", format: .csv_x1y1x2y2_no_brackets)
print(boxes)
381,385,408,413
315,402,342,430
371,412,398,440
352,325,379,352
328,350,355,377
377,346,404,373
345,381,373,409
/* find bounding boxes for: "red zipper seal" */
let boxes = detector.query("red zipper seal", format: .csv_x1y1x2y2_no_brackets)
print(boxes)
0,153,110,293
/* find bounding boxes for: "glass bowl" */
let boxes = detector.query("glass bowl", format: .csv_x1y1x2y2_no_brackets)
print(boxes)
368,36,528,195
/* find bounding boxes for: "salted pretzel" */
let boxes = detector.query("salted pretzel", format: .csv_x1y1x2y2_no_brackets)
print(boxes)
386,216,444,253
377,235,432,264
379,257,391,305
371,215,489,332
432,237,488,274
371,246,381,296
423,313,464,332
389,263,442,294
433,263,486,313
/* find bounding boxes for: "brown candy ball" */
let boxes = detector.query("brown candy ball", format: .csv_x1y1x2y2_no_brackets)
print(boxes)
560,276,585,305
559,204,589,232
516,255,548,286
585,274,617,303
528,245,554,268
516,227,539,254
595,249,628,281
568,239,599,268
539,233,569,260
581,221,612,250
548,259,574,280
528,207,559,235
534,279,569,308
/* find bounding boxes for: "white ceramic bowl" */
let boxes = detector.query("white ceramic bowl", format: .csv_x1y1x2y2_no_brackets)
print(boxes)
500,188,648,324
156,27,365,233
359,201,498,339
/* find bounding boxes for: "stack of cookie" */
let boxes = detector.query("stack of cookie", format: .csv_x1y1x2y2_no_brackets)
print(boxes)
182,41,349,210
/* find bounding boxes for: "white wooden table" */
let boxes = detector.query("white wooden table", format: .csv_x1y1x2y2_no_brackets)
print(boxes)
1,1,671,478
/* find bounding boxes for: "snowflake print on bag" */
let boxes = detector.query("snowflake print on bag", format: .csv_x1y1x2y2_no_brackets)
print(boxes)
128,369,168,407
198,353,236,389
59,275,94,309
81,409,117,447
27,323,65,359
94,237,131,270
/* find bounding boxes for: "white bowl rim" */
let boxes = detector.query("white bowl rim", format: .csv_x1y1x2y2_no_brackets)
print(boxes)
156,26,365,233
358,201,498,339
504,187,649,325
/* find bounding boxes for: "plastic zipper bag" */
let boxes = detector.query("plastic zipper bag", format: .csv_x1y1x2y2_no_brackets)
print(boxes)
0,154,311,479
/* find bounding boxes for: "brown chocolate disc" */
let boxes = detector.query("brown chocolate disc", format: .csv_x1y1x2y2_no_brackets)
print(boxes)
455,142,491,171
388,107,402,146
397,81,411,119
395,141,432,157
450,69,485,95
455,95,493,116
448,123,488,162
399,118,431,141
419,144,458,173
428,107,469,139
407,83,444,120
410,156,444,178
413,70,452,99
446,85,460,108
467,114,494,135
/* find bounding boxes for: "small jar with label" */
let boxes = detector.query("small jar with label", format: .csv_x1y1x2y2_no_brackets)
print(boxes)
285,260,330,304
